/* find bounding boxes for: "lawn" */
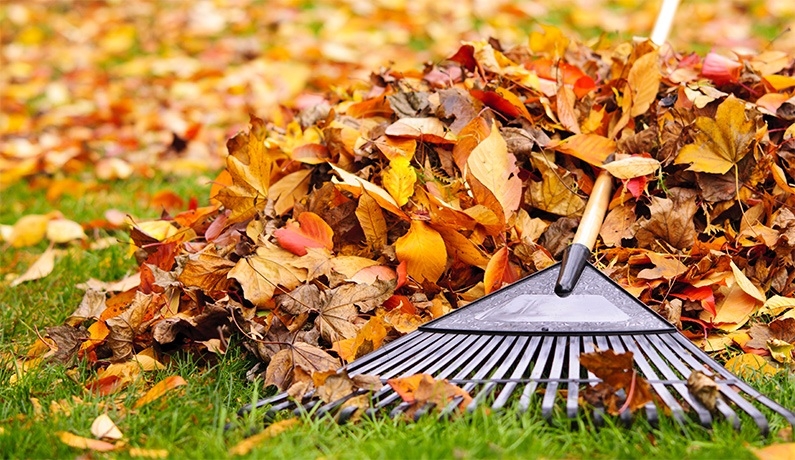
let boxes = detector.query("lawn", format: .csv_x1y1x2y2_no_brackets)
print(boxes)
2,1,795,458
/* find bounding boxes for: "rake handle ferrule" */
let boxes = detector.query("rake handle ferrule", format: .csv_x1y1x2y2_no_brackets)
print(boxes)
555,170,613,296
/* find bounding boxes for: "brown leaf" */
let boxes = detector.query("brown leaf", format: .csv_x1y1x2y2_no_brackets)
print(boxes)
580,350,654,415
177,248,236,293
44,326,89,363
600,204,637,247
228,245,305,307
265,343,340,391
686,370,719,412
356,191,387,251
635,189,698,250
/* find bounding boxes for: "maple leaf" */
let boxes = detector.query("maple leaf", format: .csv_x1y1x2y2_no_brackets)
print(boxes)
318,282,394,343
674,95,758,174
213,115,282,224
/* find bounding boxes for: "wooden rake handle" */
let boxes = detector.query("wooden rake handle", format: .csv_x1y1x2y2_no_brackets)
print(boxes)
553,0,679,296
554,170,612,296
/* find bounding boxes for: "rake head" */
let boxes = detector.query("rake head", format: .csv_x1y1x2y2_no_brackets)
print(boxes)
239,264,795,435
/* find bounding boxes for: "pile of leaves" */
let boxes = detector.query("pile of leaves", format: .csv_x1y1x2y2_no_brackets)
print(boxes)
20,30,795,403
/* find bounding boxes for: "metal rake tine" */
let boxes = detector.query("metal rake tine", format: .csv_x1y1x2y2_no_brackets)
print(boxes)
492,335,542,410
459,336,517,393
518,336,555,413
348,331,448,376
647,335,741,430
674,334,795,430
630,335,713,427
346,331,433,373
541,336,568,420
467,336,527,412
566,336,582,419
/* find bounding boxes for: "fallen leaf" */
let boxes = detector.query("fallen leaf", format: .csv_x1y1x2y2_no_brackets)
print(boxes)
229,418,300,456
46,218,86,243
11,246,56,287
724,353,779,380
228,245,305,307
686,370,719,412
128,448,170,458
395,220,447,283
551,133,616,167
674,95,758,174
628,50,661,117
483,247,518,294
274,212,334,256
356,191,387,251
580,350,654,415
603,156,661,179
133,375,187,409
56,431,116,452
90,414,123,440
466,120,522,220
387,373,472,419
382,157,417,207
635,189,698,250
752,443,795,460
7,214,52,247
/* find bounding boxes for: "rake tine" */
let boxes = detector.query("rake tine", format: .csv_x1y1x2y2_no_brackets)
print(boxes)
345,331,435,373
582,336,605,426
674,335,795,430
566,336,582,419
606,336,633,426
518,336,555,413
467,336,528,412
314,389,368,420
492,336,542,410
413,402,437,421
459,336,517,393
631,335,713,427
439,395,465,420
646,335,740,430
541,336,568,420
348,331,449,376
614,335,687,426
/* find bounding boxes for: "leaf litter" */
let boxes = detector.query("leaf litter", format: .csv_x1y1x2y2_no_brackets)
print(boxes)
5,0,795,434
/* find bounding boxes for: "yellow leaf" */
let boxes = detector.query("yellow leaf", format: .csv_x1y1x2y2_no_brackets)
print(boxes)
129,448,169,458
752,443,795,460
529,24,569,58
730,260,766,302
763,74,795,91
8,214,51,247
759,295,795,316
267,169,311,216
46,218,86,243
382,157,417,207
11,246,56,287
229,418,300,456
395,220,447,283
603,156,661,179
528,158,585,217
356,192,387,250
466,121,522,220
56,431,116,452
133,375,187,409
628,50,661,117
329,163,405,217
724,354,779,380
767,339,794,364
228,245,305,307
551,133,616,166
674,95,757,174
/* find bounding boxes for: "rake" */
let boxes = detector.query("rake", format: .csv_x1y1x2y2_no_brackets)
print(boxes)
237,0,795,434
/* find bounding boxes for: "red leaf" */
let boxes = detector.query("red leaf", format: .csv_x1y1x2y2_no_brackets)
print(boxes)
483,247,518,294
274,212,334,256
624,176,648,199
672,285,716,316
447,44,476,72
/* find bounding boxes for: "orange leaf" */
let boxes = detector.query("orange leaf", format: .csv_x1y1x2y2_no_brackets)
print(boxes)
56,431,116,452
628,50,660,117
466,120,522,220
551,133,615,166
133,375,187,408
752,443,795,460
483,247,518,294
274,212,334,256
671,286,716,316
395,220,447,283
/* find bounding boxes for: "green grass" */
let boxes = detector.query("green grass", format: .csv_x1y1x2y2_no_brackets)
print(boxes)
1,174,794,458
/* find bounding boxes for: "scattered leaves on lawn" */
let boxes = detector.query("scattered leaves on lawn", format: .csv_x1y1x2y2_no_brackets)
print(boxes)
56,431,116,452
580,350,654,415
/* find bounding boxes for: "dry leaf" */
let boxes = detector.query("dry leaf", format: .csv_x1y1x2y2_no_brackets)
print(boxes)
395,220,447,283
466,120,522,220
90,414,123,440
11,246,56,287
56,431,116,452
228,418,300,456
274,212,334,256
356,191,387,251
382,157,417,207
752,443,795,460
129,448,170,458
686,370,719,412
674,95,758,174
724,354,779,380
133,375,187,409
